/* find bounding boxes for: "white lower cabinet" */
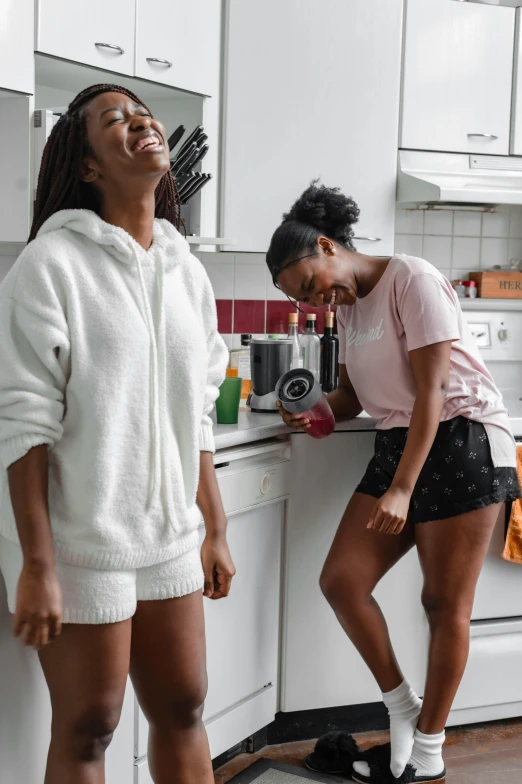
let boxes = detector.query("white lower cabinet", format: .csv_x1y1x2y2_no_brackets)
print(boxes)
134,441,289,777
281,431,429,712
448,619,522,726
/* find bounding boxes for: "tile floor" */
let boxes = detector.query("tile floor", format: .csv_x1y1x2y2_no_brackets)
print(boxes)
214,718,522,782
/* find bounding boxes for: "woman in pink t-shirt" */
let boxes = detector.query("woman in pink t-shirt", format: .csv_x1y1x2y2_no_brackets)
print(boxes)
269,183,520,784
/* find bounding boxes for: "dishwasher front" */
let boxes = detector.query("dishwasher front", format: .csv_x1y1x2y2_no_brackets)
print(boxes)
134,437,291,780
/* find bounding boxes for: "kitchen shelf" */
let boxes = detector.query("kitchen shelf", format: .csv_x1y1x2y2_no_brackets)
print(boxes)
460,298,522,311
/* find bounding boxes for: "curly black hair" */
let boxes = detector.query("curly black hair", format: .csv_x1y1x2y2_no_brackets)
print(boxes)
266,180,360,284
29,83,182,242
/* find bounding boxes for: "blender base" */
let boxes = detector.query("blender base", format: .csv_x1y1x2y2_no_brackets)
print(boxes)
249,390,279,413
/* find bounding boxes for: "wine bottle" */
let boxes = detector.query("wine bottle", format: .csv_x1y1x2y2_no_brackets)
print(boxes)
321,311,339,392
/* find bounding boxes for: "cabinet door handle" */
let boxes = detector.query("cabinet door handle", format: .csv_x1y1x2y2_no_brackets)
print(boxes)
353,236,381,242
95,42,124,55
467,133,498,140
146,57,173,68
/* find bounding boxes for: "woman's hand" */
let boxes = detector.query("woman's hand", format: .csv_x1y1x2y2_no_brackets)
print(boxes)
276,400,310,432
201,533,236,600
14,563,62,649
368,486,412,536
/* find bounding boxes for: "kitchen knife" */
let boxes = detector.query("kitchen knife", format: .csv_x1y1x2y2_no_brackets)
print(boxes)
178,173,202,201
181,173,212,204
176,125,204,158
171,142,197,175
175,170,194,190
190,143,209,170
167,124,185,152
177,144,203,177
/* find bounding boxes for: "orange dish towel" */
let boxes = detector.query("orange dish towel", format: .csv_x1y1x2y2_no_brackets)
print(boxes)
503,445,522,564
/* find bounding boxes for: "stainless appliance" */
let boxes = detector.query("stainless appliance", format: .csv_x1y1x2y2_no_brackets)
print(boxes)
249,338,293,413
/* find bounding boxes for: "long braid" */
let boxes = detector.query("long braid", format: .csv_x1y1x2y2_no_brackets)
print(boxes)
30,83,182,241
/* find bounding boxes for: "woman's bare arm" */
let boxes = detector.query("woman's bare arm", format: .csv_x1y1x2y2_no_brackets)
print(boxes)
7,445,62,647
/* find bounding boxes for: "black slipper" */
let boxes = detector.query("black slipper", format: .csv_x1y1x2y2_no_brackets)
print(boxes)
305,731,360,776
351,743,446,784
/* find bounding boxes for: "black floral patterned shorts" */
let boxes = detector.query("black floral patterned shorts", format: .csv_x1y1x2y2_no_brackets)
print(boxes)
356,416,521,523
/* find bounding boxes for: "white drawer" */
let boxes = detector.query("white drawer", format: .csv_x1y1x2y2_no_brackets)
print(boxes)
453,619,522,711
217,460,289,515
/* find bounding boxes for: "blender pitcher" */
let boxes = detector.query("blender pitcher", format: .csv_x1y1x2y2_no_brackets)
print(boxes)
276,369,335,439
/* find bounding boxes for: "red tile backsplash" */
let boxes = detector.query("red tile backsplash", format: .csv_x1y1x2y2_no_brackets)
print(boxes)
233,300,266,334
266,300,296,335
217,300,339,337
216,299,233,334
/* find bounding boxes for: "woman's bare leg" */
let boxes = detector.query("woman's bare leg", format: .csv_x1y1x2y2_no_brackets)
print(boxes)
320,492,415,692
415,504,500,734
130,591,213,784
38,620,131,784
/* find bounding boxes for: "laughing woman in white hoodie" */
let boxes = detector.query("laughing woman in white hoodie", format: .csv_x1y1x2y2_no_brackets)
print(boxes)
0,84,233,784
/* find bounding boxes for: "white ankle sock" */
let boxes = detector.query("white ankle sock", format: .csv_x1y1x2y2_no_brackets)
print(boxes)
385,680,423,777
408,729,445,778
352,679,422,780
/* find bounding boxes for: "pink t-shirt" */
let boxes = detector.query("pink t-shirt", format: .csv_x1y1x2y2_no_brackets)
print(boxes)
336,255,516,467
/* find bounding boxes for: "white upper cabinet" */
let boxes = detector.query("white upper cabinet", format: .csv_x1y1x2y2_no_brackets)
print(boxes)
36,0,136,76
401,0,515,156
0,0,34,94
135,0,221,96
511,9,522,156
221,0,403,253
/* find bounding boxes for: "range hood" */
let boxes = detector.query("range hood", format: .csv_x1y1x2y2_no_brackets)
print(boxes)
397,150,522,206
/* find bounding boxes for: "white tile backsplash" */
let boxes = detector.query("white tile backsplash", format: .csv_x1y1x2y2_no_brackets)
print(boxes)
394,206,522,280
234,257,266,300
394,234,423,257
424,210,453,235
481,237,509,269
395,209,424,235
453,211,482,237
510,211,522,239
452,237,481,269
423,235,452,268
482,211,510,238
508,238,522,263
201,257,235,299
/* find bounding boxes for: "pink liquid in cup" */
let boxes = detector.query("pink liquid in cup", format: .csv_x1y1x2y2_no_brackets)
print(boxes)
307,414,335,439
303,397,335,439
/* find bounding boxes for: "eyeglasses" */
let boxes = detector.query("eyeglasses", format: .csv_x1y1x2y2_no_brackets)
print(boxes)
272,252,318,313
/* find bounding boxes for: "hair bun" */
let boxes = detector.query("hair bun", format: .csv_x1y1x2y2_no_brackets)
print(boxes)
283,180,360,247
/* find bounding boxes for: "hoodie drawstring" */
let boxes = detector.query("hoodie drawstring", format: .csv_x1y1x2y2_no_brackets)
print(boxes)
133,247,171,521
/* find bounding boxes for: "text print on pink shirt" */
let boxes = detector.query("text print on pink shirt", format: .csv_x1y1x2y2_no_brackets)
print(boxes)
345,318,385,348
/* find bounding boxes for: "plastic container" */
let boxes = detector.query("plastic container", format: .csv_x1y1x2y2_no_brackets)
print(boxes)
452,280,466,299
215,377,242,424
464,280,478,298
276,368,335,439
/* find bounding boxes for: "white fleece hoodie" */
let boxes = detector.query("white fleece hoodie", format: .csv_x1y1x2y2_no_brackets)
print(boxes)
0,210,228,569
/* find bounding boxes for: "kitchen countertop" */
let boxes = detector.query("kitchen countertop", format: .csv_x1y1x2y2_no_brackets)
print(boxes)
214,394,522,450
214,408,378,451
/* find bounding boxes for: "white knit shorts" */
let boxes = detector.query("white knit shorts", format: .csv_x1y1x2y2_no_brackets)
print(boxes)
0,537,204,625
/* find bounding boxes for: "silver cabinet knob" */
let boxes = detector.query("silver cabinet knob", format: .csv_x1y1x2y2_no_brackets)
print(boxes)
467,133,498,140
353,236,381,242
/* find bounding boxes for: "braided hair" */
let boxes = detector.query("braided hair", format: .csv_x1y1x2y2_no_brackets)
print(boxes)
29,83,182,242
266,180,360,285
